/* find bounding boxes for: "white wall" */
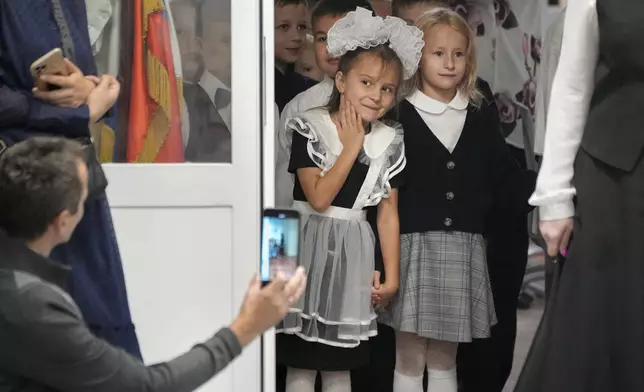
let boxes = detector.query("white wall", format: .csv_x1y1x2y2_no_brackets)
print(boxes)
104,163,262,392
111,206,236,391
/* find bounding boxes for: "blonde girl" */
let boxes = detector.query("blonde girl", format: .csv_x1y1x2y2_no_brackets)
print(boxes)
380,8,534,392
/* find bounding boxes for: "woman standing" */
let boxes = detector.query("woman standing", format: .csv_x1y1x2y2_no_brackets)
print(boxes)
0,0,141,358
530,0,644,390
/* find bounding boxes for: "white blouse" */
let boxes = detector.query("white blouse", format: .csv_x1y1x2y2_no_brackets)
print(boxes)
534,8,566,157
406,89,468,153
528,0,599,221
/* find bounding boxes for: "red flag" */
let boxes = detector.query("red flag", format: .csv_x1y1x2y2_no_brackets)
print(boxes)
127,0,184,163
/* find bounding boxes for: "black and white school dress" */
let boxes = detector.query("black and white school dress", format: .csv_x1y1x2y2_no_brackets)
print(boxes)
276,107,405,370
380,90,533,343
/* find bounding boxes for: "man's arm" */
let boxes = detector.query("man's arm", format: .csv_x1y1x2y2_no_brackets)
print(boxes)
1,284,243,392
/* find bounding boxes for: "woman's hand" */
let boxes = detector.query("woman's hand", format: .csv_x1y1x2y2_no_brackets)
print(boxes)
337,95,365,154
540,218,573,257
86,75,121,124
33,59,95,108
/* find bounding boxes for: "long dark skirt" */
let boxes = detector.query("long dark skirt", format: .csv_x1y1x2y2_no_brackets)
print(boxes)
541,148,644,391
50,194,142,359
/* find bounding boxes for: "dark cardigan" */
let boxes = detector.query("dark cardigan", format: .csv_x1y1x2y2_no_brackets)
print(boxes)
393,90,536,235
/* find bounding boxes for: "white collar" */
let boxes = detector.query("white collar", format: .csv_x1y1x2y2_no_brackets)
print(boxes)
307,76,334,98
300,108,396,160
406,89,469,114
198,71,230,104
303,75,334,97
309,76,334,98
321,75,334,87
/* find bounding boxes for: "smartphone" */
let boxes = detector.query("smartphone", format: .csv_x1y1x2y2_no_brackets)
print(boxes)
261,208,301,285
29,48,69,91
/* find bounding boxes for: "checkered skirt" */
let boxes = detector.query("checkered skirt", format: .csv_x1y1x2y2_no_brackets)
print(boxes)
379,231,497,342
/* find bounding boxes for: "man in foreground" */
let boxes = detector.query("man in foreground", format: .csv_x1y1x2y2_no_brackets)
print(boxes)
0,137,306,392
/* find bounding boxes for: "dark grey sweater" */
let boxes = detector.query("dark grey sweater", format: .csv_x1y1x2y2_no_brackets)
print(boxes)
0,235,242,392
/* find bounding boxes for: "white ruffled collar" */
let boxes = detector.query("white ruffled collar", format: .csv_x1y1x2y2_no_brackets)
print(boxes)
406,89,469,114
300,108,396,159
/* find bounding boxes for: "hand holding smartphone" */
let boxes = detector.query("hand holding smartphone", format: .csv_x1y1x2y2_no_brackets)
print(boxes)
261,208,301,285
29,48,69,91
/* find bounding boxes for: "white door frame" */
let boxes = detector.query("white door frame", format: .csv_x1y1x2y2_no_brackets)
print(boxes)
261,0,276,389
103,0,264,389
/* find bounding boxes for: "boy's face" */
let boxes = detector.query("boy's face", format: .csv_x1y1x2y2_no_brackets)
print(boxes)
171,1,202,83
274,4,308,65
312,14,345,79
202,21,232,86
295,46,324,81
395,3,434,24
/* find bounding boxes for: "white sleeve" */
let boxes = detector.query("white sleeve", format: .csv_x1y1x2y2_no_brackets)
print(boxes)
534,10,565,156
528,0,599,221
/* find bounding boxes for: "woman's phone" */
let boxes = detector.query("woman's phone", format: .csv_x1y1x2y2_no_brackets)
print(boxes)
29,48,69,91
261,208,300,285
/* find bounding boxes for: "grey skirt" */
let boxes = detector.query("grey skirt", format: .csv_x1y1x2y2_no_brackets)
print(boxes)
379,231,497,342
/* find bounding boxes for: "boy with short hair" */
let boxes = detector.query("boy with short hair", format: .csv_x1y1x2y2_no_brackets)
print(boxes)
274,0,373,208
274,0,314,112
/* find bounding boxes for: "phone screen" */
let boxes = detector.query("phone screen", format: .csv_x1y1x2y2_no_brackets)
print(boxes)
261,210,300,283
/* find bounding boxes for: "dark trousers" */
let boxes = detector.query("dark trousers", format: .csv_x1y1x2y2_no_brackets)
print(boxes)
457,145,532,392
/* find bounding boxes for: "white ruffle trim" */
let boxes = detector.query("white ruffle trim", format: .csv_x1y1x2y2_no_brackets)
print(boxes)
286,116,406,209
286,117,337,176
357,120,406,207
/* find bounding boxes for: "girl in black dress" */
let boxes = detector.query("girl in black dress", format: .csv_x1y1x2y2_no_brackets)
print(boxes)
276,7,424,392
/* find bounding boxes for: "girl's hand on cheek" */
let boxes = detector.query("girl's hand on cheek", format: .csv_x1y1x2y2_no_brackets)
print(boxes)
338,95,365,153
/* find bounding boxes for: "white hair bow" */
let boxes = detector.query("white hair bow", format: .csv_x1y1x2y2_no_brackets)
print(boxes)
326,7,425,80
